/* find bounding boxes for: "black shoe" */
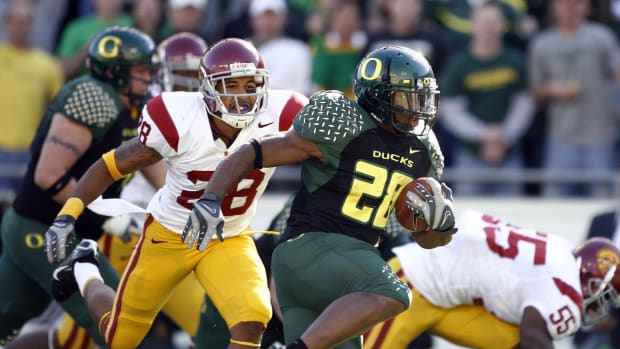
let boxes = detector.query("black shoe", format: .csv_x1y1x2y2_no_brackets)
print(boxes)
51,239,100,302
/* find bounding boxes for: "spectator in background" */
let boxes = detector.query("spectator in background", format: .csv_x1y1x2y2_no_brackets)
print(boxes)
367,0,449,77
529,0,620,198
220,0,255,40
589,0,620,38
132,0,173,44
167,0,208,41
440,2,535,196
366,0,454,167
222,0,310,44
249,0,313,95
310,0,367,98
0,0,64,202
55,0,132,80
423,0,531,53
572,206,620,349
305,0,339,38
364,0,391,35
199,0,231,44
0,0,68,52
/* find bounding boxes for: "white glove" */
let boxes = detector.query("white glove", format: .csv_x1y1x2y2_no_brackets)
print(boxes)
102,214,141,242
405,177,457,234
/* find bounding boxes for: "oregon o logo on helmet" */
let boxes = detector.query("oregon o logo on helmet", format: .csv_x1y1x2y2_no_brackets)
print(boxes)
98,35,122,58
360,58,382,80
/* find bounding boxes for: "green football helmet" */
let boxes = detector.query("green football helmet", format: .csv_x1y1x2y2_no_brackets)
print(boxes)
353,45,439,136
87,26,155,92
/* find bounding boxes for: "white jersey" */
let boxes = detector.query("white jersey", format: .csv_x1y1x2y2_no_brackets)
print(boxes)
139,89,307,236
393,210,583,340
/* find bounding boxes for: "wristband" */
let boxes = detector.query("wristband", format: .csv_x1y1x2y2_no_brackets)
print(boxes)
249,139,263,169
102,149,125,181
57,197,84,219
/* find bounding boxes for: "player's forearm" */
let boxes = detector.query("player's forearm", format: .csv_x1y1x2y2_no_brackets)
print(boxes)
517,307,554,349
141,159,167,189
70,160,116,205
206,143,256,199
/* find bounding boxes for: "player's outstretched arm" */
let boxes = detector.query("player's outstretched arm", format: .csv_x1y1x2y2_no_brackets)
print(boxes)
205,130,322,199
46,138,162,262
71,138,162,204
181,130,322,251
514,306,553,349
141,159,167,189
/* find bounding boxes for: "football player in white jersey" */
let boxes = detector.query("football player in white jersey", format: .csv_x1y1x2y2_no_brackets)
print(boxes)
38,31,210,349
43,37,308,349
364,210,620,349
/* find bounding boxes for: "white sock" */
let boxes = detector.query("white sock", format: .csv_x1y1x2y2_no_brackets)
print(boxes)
74,262,103,297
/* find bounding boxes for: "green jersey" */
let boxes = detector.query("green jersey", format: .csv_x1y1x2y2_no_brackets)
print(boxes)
13,75,123,232
282,90,444,244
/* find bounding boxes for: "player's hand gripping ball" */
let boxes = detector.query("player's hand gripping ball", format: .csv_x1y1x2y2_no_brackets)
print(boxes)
394,177,457,234
395,179,431,232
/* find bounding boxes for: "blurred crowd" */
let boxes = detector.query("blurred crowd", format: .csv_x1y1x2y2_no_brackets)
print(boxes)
2,0,620,203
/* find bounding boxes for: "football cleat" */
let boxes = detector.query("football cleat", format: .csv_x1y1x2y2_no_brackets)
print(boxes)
51,239,100,302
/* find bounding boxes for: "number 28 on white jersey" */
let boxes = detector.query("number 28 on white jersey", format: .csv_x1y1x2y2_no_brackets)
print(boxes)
136,90,308,237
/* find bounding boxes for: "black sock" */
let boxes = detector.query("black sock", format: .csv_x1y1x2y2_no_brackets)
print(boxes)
287,338,308,349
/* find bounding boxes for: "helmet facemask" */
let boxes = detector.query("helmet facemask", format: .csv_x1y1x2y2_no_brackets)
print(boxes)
122,64,157,112
369,77,439,136
160,58,202,92
581,263,620,326
200,63,269,129
154,32,208,92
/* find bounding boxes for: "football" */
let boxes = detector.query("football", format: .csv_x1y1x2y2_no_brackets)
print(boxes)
394,178,433,232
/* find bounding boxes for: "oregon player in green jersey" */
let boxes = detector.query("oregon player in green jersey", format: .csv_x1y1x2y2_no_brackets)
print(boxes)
194,195,434,349
0,26,155,347
182,45,457,349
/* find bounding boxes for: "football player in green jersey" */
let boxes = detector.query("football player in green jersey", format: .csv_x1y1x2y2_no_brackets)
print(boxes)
0,26,156,347
183,45,458,349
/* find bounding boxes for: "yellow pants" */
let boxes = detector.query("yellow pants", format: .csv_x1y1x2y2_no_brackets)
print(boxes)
363,258,520,349
57,231,203,349
104,216,271,349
